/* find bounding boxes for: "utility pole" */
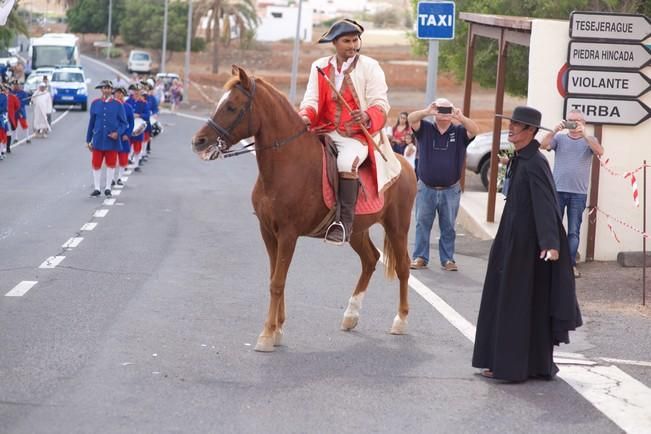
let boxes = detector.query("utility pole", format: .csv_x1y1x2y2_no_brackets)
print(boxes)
161,0,169,73
106,0,113,60
288,0,303,105
184,0,193,102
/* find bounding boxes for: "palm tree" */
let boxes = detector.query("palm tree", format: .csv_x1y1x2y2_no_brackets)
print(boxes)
0,1,29,49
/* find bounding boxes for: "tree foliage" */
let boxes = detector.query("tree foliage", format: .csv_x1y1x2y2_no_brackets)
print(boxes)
0,2,29,49
409,0,650,96
66,0,125,36
119,0,189,51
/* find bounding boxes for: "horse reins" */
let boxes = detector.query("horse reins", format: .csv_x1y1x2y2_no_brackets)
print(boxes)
203,77,307,159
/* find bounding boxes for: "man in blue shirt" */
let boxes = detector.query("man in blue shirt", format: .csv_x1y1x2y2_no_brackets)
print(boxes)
112,86,134,186
125,83,150,172
540,109,604,278
86,80,128,197
409,98,479,271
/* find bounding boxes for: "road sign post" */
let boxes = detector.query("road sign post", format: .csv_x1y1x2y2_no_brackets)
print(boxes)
417,1,455,105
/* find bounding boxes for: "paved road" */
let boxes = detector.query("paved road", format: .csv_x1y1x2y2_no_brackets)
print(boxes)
0,58,649,433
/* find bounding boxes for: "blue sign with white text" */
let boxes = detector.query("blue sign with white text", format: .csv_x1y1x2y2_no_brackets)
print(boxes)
416,1,456,40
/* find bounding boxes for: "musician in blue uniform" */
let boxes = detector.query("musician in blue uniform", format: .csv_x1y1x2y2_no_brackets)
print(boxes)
141,79,159,157
125,83,150,172
112,86,134,186
11,80,30,144
86,80,128,197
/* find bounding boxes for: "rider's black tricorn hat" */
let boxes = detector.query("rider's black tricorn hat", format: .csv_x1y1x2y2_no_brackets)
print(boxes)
318,19,364,43
94,79,113,89
496,106,552,131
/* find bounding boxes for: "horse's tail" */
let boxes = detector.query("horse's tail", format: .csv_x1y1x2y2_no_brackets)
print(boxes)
383,235,398,280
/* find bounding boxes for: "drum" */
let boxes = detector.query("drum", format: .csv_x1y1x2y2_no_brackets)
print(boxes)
132,117,146,136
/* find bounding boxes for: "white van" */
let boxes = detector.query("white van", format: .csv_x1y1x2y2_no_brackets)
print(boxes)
127,50,152,74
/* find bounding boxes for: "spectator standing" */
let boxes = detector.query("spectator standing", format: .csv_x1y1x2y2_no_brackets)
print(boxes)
409,98,479,271
42,76,53,126
403,133,416,169
31,82,52,138
540,109,603,278
0,86,7,160
389,111,410,154
472,105,582,382
85,80,127,197
170,79,183,112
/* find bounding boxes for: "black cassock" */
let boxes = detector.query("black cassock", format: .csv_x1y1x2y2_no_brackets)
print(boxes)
472,139,582,382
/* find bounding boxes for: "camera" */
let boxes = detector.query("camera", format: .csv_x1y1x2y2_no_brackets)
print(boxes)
564,120,577,129
437,106,453,114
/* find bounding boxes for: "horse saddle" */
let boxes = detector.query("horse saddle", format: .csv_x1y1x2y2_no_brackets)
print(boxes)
319,134,384,215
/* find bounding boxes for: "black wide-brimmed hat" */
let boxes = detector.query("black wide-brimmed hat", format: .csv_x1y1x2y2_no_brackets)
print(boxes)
128,83,141,91
496,106,552,131
94,79,113,89
113,86,127,95
318,19,364,43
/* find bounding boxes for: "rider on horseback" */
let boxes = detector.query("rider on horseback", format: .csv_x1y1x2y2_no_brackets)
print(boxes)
299,19,391,245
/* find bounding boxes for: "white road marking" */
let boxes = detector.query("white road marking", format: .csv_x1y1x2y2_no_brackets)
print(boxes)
599,357,651,368
379,253,651,432
80,222,98,231
10,110,72,151
94,209,109,218
113,185,124,190
5,281,37,297
62,237,84,249
111,189,121,196
103,198,116,206
39,256,65,269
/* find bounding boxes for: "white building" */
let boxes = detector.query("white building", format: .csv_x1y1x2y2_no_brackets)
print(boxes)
256,1,314,42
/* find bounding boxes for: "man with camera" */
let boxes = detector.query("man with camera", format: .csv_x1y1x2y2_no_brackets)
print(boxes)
409,98,479,271
541,109,604,278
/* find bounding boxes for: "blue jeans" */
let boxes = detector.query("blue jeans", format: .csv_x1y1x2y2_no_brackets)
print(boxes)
412,181,461,265
557,191,587,266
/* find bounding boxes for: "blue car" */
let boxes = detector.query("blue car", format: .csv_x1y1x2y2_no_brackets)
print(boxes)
50,66,89,111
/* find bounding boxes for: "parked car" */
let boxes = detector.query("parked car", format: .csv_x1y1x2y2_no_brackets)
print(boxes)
155,72,180,103
465,131,513,190
50,65,89,111
127,50,152,74
24,67,55,95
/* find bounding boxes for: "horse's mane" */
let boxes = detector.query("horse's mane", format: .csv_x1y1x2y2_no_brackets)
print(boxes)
224,75,303,125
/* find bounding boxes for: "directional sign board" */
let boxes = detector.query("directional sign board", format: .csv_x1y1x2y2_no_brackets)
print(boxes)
570,12,651,41
416,1,455,40
567,69,651,98
564,97,651,126
568,41,651,70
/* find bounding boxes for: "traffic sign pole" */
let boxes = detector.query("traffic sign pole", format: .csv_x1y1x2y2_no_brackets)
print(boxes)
425,40,439,105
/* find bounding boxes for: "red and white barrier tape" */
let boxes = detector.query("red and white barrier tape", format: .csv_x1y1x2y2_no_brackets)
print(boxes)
589,206,649,243
598,157,647,207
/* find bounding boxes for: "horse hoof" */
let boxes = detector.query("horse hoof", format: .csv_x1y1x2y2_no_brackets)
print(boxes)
273,329,283,346
254,336,275,352
390,315,408,335
341,315,359,331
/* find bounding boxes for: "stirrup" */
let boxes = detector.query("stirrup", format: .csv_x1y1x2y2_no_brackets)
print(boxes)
324,221,346,246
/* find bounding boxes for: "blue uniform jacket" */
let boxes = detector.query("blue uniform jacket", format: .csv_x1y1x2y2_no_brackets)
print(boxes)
86,98,128,151
12,90,29,119
0,93,8,130
120,102,134,153
125,96,150,141
145,94,158,133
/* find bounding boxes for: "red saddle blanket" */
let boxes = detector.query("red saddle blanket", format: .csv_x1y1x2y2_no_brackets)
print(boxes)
321,150,384,215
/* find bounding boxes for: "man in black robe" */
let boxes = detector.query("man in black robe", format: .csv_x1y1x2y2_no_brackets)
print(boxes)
472,106,582,382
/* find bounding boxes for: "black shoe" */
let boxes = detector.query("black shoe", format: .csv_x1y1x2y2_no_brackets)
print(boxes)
104,189,112,197
116,179,124,186
134,166,141,172
128,159,133,164
90,189,101,197
111,180,116,186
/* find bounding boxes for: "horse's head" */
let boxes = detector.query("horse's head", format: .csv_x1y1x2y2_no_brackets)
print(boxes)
192,65,259,160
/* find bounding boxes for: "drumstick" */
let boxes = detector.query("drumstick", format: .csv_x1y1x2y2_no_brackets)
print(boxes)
315,66,387,162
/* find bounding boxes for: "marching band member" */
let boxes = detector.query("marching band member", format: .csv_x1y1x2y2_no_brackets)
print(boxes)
12,80,30,144
112,86,134,186
125,83,150,172
85,80,128,197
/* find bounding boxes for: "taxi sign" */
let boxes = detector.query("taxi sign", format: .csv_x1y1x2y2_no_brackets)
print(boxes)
416,1,456,40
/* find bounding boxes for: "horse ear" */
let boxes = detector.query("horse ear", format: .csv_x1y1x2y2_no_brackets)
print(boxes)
231,64,240,76
234,65,251,90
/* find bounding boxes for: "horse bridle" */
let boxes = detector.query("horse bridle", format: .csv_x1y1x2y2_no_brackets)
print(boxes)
202,77,307,159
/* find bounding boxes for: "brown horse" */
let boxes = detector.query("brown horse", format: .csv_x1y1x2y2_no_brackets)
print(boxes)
191,65,417,352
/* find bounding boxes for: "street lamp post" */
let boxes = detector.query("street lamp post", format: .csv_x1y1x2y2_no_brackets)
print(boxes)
288,0,303,105
184,0,193,103
161,0,169,74
106,0,113,60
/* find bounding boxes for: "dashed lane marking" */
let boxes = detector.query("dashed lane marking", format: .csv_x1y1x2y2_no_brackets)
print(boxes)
110,189,121,196
62,237,84,249
80,223,97,231
93,209,109,218
5,281,38,297
103,198,116,206
39,256,65,269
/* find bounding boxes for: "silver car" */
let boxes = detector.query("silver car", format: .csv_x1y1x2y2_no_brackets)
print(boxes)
465,131,513,190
